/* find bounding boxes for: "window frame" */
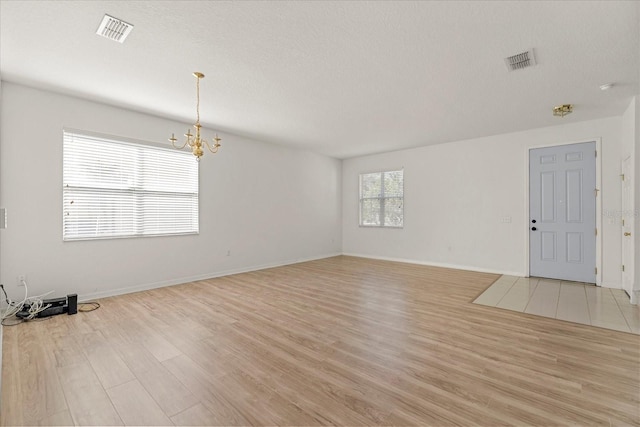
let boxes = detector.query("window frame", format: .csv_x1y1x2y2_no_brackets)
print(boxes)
62,129,199,242
358,168,404,228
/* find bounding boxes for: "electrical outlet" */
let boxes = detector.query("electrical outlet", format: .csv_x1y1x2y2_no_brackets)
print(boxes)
17,275,26,286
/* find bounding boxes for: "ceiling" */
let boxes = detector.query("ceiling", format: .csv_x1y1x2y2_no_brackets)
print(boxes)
1,1,638,159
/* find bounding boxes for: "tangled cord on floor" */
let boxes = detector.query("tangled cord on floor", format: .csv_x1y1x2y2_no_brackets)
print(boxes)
0,282,100,326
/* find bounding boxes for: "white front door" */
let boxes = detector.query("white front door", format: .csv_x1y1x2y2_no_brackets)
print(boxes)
529,142,597,283
621,156,634,299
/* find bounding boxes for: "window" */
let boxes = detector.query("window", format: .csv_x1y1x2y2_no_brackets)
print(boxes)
359,169,404,227
63,131,198,241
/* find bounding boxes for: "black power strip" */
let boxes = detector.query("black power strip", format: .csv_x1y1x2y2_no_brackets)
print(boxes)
16,293,78,319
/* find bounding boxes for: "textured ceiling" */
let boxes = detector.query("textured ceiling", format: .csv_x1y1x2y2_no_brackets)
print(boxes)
1,1,638,158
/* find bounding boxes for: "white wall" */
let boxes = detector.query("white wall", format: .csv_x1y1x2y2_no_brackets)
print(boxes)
636,94,640,300
0,83,342,300
0,77,3,387
636,12,640,300
343,117,625,287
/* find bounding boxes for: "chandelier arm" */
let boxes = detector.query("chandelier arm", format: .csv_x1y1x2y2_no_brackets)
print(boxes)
172,139,189,150
170,133,189,150
203,138,220,154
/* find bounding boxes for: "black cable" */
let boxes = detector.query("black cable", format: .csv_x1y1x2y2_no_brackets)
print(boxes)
1,317,23,327
1,314,53,326
78,302,100,312
0,284,10,305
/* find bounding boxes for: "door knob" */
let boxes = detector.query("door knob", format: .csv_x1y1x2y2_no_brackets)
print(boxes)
624,232,631,236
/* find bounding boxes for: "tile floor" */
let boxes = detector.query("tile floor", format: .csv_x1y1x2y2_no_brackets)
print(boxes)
474,276,640,334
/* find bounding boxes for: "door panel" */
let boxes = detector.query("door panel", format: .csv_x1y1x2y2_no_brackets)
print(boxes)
541,232,556,261
565,151,583,162
566,232,583,263
530,142,596,283
540,172,556,222
566,169,583,222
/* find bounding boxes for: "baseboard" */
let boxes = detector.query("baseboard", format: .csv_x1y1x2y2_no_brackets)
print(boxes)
342,253,523,277
79,252,342,302
600,282,623,290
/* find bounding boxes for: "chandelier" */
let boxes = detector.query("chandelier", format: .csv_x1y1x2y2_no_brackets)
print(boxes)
169,72,221,161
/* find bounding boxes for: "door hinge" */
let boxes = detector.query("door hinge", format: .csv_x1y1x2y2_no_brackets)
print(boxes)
595,267,598,275
622,219,625,226
595,228,598,236
622,265,625,272
594,188,599,197
621,174,625,181
595,151,597,158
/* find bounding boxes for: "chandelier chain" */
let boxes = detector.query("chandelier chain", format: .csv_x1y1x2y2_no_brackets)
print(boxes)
196,76,200,124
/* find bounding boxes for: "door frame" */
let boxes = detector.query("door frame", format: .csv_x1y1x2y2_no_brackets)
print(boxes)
621,155,635,302
524,138,602,285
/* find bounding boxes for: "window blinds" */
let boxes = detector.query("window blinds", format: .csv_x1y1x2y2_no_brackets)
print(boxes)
63,131,198,241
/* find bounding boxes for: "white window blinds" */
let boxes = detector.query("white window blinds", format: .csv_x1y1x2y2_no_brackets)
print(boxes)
63,131,198,241
359,169,404,227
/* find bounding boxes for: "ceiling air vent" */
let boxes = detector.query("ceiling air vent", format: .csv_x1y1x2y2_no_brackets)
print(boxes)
504,49,536,71
96,14,133,43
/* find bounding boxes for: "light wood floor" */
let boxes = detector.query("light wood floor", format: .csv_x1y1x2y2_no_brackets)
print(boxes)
1,256,639,426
